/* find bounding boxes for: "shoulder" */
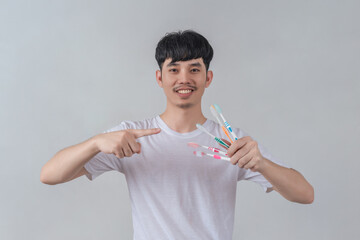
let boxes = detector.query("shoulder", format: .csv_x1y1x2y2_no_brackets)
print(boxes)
104,116,159,133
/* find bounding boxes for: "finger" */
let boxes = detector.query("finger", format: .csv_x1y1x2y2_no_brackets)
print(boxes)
114,149,124,159
218,142,228,150
125,133,140,154
221,138,231,146
227,136,251,157
120,149,126,158
130,128,161,138
128,140,141,154
243,158,257,171
230,146,251,165
114,152,121,159
237,153,253,168
122,144,133,157
230,144,253,165
138,142,141,154
231,141,253,161
218,138,231,150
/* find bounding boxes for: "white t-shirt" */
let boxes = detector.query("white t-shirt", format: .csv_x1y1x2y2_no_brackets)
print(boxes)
84,115,287,240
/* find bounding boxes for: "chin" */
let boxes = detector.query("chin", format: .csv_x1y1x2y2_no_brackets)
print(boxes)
176,103,194,109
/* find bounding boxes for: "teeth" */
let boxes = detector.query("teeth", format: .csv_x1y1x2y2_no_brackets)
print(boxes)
178,90,192,94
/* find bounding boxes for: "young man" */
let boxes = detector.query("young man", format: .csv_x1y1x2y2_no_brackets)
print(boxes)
41,30,314,239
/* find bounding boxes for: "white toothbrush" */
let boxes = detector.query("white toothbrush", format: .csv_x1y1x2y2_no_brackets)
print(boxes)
193,151,230,161
210,105,234,143
213,104,238,141
196,123,230,148
187,142,228,156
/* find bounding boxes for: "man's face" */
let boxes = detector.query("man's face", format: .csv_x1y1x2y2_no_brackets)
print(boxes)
156,58,213,109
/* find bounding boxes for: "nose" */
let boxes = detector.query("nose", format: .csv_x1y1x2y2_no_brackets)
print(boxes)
177,70,192,84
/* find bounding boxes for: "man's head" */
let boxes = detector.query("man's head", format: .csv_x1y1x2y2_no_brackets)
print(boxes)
155,30,214,110
155,30,213,72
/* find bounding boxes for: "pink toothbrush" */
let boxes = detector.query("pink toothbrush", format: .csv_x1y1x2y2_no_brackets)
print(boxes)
187,142,228,156
193,151,230,161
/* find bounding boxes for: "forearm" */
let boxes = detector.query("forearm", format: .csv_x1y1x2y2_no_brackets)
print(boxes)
40,137,100,185
259,158,314,204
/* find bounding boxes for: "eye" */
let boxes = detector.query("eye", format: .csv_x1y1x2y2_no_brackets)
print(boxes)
191,68,200,72
169,68,178,72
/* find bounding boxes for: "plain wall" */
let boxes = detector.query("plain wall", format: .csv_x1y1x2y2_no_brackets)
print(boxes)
1,0,359,239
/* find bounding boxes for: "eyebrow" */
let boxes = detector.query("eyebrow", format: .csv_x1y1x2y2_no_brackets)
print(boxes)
166,62,202,67
166,62,179,67
189,62,202,67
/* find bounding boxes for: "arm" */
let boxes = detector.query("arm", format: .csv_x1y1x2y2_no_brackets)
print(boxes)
225,137,314,204
40,128,161,185
40,137,100,185
258,158,314,204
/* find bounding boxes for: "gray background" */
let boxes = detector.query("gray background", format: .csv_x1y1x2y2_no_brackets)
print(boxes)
1,0,359,239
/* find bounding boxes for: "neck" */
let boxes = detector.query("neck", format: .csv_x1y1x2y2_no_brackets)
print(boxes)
159,102,207,133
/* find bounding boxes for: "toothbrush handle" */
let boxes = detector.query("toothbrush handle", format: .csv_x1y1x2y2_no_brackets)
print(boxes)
215,137,229,148
224,122,238,141
208,147,228,156
221,126,233,143
207,153,230,161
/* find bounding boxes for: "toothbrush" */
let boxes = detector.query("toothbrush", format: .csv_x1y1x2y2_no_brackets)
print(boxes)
210,105,234,143
213,104,238,141
187,142,228,156
196,123,230,149
193,151,230,162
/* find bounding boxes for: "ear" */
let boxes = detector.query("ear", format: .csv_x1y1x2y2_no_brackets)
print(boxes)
156,70,163,88
205,70,213,88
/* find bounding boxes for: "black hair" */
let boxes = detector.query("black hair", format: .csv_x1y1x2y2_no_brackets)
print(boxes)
155,30,214,71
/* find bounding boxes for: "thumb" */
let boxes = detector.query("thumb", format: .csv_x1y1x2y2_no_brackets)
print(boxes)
130,128,161,139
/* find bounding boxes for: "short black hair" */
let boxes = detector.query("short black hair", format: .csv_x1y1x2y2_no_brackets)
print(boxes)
155,30,214,71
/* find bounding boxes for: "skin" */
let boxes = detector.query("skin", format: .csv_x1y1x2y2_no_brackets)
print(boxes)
221,137,314,203
155,58,213,133
40,128,161,185
41,56,314,205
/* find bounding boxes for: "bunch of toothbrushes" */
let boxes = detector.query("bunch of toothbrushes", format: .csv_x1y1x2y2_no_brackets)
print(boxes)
188,104,238,162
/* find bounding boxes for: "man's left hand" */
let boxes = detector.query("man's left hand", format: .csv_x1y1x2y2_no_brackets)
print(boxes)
222,137,266,172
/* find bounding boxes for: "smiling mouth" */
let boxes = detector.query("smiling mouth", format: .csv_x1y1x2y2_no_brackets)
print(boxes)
175,88,195,98
174,86,197,93
176,89,194,94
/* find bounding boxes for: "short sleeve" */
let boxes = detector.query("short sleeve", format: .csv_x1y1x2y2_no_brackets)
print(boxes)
84,152,124,180
84,122,129,181
235,129,289,193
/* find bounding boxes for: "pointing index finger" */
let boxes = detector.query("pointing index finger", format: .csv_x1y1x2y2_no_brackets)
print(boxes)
130,128,161,138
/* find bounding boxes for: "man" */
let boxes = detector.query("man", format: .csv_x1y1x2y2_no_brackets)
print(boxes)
41,30,314,239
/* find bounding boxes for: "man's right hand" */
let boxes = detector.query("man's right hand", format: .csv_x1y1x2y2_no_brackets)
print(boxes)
92,128,161,159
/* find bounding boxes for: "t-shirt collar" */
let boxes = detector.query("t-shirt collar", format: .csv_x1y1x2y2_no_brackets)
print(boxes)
155,115,212,138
